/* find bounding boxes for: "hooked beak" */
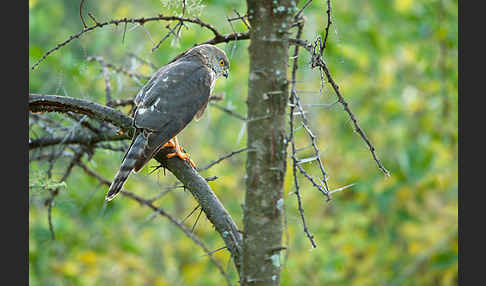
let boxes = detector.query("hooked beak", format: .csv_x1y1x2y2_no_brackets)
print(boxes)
223,70,229,78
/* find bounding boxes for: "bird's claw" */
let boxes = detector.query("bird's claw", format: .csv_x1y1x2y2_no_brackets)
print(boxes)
163,137,196,168
166,151,196,167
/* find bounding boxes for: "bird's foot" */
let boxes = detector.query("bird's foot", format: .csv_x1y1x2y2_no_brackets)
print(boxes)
165,137,196,168
161,140,176,149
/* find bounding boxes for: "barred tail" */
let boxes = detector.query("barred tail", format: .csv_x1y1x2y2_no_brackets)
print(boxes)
106,134,146,201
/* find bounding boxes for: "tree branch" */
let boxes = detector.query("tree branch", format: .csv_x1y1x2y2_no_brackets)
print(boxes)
31,14,226,70
75,160,232,285
29,132,128,149
28,93,243,274
287,37,391,176
29,94,133,131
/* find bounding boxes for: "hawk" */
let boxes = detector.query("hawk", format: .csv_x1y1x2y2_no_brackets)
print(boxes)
106,44,229,201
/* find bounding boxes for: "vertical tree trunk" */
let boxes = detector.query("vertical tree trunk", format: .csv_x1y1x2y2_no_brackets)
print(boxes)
242,1,293,285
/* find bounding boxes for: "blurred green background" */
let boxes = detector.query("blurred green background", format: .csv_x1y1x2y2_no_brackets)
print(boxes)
29,0,458,285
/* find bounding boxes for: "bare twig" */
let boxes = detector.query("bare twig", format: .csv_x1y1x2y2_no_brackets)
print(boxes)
181,0,186,17
197,147,250,172
122,21,128,43
288,22,318,248
31,14,226,70
79,0,87,28
152,22,183,52
231,9,250,30
203,246,228,257
288,29,390,177
198,32,249,46
320,0,332,55
294,0,313,21
315,57,390,176
293,96,331,196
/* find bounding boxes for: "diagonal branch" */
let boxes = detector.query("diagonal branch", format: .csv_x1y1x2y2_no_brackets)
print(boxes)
315,58,390,176
287,38,390,176
75,160,232,286
28,93,243,274
197,147,251,172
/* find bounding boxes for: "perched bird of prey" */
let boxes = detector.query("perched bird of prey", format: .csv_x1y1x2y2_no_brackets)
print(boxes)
106,44,229,201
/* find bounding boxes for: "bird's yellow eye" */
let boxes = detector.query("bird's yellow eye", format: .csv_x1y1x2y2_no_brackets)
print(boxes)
219,59,225,66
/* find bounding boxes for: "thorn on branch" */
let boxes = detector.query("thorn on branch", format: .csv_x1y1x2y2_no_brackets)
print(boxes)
88,12,100,26
79,0,87,28
288,22,320,248
31,14,233,70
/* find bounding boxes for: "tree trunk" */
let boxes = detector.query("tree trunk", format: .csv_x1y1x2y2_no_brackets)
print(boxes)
242,1,293,285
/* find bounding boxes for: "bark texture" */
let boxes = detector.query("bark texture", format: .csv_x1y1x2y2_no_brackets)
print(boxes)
242,1,294,285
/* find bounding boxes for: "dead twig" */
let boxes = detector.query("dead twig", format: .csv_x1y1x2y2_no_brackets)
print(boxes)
31,14,227,70
79,0,87,28
197,147,250,172
288,21,318,248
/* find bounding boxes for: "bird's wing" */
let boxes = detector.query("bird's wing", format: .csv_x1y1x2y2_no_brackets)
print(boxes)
133,64,170,107
131,59,214,171
134,60,213,130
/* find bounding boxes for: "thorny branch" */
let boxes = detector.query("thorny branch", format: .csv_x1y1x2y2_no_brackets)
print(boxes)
28,93,243,274
284,0,388,248
288,20,318,248
31,14,244,70
287,2,390,177
75,160,232,286
313,54,391,176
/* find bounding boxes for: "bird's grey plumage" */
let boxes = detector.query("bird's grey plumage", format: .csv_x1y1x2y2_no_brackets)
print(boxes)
106,44,229,201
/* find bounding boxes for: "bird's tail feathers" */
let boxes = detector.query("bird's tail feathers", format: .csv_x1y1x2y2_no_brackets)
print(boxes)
106,134,147,201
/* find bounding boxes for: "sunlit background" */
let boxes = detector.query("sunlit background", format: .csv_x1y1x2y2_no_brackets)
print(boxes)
29,0,458,285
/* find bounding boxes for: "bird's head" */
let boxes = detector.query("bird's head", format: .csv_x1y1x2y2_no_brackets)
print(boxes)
192,44,230,79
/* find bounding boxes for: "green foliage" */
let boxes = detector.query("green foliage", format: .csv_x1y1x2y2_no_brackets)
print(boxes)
29,0,457,285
